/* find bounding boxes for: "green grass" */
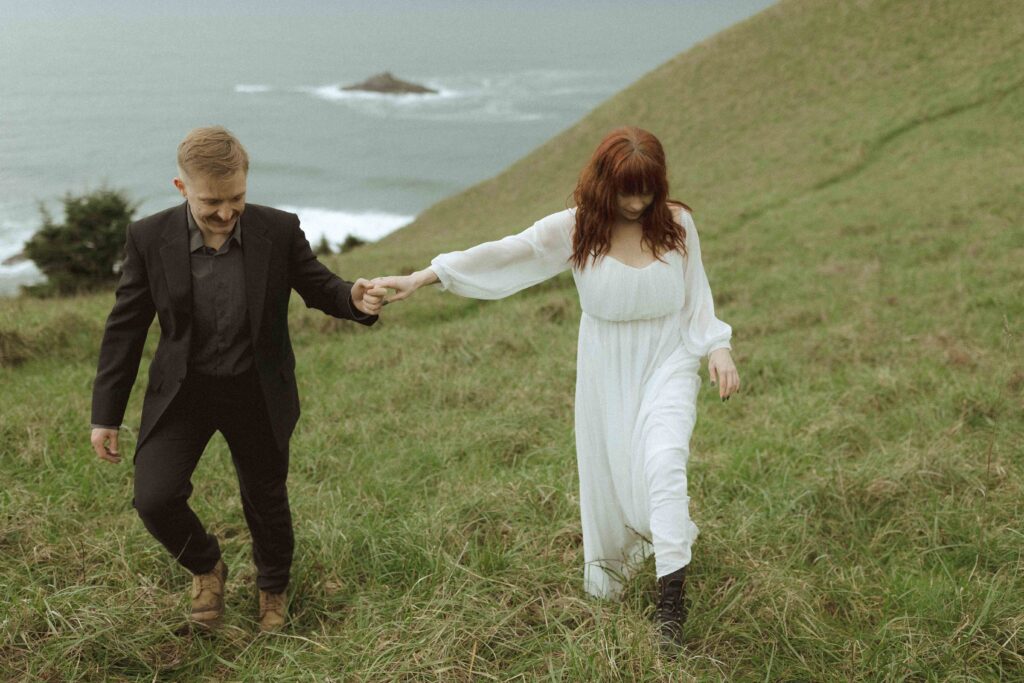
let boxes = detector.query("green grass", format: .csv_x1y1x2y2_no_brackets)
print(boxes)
3,0,1024,679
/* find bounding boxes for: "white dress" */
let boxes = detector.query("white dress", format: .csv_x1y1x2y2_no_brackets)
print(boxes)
430,208,732,599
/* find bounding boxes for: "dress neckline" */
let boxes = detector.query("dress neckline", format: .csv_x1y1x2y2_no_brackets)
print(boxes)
604,254,663,271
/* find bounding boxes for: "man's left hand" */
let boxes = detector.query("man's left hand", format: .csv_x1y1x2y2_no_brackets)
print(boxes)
352,278,388,316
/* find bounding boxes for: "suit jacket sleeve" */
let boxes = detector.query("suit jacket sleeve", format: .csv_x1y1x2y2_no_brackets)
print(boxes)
91,224,157,427
288,219,377,325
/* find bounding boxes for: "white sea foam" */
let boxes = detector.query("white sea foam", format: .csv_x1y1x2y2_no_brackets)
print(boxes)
277,206,413,248
305,84,460,104
298,70,613,123
0,258,44,296
303,82,542,123
235,84,273,93
0,217,41,295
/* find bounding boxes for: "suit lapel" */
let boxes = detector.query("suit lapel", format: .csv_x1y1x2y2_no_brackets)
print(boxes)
243,210,271,342
159,203,192,315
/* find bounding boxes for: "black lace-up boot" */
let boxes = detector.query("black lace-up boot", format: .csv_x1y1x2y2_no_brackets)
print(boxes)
655,566,688,647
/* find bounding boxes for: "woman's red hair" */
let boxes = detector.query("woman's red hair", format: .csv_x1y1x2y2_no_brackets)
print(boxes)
571,126,689,270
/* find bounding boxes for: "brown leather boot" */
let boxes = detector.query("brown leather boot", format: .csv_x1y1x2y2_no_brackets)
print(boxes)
258,589,287,632
190,559,228,627
655,566,688,648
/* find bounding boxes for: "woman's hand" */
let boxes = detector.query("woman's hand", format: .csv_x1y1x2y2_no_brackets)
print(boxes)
372,269,438,303
708,348,740,401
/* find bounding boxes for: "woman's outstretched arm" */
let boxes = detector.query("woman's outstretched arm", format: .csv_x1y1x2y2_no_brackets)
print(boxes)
373,209,574,302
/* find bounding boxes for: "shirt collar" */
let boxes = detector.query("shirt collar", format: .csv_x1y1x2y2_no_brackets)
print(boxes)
186,203,243,253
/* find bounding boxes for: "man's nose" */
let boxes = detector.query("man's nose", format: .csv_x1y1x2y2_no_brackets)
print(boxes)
217,206,233,221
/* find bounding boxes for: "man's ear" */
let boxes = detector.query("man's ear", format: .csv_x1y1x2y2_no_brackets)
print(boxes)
172,177,187,197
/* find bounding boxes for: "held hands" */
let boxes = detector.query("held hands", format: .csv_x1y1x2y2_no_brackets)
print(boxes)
91,428,121,464
351,278,389,316
371,269,438,304
708,348,740,401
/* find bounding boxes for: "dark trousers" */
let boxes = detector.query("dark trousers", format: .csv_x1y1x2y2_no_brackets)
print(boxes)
132,369,293,593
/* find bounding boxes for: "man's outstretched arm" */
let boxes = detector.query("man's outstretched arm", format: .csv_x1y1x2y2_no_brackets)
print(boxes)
287,219,385,321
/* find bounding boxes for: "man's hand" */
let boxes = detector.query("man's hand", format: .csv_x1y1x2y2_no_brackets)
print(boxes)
708,348,740,401
91,428,122,464
351,278,388,316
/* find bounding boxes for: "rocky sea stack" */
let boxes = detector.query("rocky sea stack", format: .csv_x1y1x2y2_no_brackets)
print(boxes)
342,71,437,95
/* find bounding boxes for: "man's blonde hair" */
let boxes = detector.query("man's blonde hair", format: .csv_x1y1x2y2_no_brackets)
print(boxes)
177,126,249,179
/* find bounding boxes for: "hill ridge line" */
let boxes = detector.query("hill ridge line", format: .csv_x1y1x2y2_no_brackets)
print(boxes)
729,77,1024,233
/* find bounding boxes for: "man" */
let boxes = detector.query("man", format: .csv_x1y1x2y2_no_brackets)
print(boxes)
89,126,384,632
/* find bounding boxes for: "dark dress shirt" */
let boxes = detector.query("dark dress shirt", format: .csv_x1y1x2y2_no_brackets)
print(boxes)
186,207,254,377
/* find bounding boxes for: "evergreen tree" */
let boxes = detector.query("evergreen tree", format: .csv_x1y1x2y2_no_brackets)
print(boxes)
341,234,366,252
24,189,135,296
314,234,334,256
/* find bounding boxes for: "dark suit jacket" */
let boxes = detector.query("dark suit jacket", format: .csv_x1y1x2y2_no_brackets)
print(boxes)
91,202,376,452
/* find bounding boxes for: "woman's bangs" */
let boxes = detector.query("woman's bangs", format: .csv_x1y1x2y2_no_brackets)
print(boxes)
613,154,662,196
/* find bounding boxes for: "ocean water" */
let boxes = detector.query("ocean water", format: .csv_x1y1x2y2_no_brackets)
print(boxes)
0,0,774,294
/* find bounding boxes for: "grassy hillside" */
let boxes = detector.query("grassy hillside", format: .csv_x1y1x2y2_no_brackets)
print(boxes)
3,0,1023,679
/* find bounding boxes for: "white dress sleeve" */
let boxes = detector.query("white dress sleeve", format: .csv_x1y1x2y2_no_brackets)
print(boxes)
679,210,733,357
429,210,574,299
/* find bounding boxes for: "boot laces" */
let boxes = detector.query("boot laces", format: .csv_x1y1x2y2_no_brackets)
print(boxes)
196,573,220,592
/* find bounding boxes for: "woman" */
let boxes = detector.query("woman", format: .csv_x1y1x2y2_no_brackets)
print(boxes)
373,127,740,644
